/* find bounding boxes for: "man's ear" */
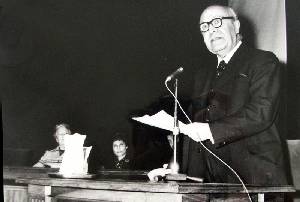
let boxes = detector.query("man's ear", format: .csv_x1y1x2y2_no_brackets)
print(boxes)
54,136,59,143
234,19,240,34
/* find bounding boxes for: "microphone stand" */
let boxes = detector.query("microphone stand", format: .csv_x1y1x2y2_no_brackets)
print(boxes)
165,78,187,181
172,79,179,174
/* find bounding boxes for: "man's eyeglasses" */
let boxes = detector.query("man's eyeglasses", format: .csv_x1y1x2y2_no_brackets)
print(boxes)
199,17,235,32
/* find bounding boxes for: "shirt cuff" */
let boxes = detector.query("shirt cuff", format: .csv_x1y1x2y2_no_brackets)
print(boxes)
204,123,214,144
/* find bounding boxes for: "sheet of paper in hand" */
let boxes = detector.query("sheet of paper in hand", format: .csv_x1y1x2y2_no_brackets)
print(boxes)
132,110,186,131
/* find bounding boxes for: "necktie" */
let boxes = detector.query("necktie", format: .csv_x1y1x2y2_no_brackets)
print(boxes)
58,148,64,156
216,60,226,77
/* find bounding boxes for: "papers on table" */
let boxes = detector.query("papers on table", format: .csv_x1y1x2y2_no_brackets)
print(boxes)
59,133,92,176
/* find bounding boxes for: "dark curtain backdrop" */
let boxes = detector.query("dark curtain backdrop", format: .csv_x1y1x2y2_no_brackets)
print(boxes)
1,0,227,165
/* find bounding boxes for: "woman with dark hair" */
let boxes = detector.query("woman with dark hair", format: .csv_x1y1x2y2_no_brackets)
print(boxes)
109,133,131,169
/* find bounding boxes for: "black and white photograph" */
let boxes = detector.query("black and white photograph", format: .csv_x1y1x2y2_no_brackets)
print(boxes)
2,0,300,201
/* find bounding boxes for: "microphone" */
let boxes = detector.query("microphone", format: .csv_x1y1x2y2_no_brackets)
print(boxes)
165,67,184,82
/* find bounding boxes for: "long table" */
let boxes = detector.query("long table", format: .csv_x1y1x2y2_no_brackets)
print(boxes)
4,166,295,202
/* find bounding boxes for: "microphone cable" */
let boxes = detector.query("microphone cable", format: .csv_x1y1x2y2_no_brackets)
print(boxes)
164,79,253,202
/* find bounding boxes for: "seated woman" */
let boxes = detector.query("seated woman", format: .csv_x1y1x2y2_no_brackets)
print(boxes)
111,134,131,169
87,132,133,172
33,123,71,168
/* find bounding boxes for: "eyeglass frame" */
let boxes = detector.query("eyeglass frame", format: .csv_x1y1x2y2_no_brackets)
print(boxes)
199,16,235,32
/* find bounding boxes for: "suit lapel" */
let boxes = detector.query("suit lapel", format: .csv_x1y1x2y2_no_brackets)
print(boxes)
204,64,217,93
193,61,217,97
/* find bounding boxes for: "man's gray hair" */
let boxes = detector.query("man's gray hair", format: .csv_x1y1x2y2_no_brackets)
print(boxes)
228,7,238,20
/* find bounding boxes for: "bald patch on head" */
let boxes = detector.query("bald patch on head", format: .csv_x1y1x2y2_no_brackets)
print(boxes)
200,5,238,23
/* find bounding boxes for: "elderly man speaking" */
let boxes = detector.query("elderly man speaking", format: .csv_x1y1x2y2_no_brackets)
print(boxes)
180,4,288,186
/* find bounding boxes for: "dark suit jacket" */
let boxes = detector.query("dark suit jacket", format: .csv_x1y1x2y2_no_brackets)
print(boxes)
182,43,288,185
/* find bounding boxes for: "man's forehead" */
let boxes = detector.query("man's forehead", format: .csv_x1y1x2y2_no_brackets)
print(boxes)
113,140,125,145
200,6,228,22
